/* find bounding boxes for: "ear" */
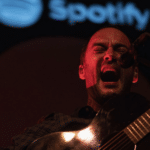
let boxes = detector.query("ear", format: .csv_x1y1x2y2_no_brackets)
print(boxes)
79,65,85,80
132,67,138,83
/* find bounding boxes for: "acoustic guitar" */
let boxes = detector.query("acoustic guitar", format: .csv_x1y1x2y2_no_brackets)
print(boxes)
27,93,150,150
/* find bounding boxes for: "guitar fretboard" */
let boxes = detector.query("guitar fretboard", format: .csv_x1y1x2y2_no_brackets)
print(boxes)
123,109,150,144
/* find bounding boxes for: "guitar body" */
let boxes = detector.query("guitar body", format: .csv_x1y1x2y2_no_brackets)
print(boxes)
26,129,150,150
27,92,150,150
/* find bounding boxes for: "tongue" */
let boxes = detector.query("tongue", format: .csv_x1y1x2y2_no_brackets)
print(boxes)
101,71,120,82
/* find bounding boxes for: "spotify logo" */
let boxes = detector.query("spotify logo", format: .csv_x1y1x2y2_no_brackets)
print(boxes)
0,0,44,28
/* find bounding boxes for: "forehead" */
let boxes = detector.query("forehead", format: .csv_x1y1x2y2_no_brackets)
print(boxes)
88,27,131,48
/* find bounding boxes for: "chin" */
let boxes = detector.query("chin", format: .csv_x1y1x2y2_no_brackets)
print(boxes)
98,79,124,96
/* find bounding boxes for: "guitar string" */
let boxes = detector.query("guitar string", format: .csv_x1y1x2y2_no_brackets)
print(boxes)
98,111,150,149
98,131,131,149
107,134,131,150
119,141,135,150
98,137,133,150
99,124,149,150
98,131,125,149
109,116,150,150
99,126,147,150
110,139,133,150
103,134,134,150
111,135,135,150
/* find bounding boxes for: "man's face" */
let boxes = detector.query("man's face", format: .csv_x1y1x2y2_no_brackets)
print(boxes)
79,27,138,105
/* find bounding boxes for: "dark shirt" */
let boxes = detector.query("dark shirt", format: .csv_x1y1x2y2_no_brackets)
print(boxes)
1,92,150,150
2,106,96,150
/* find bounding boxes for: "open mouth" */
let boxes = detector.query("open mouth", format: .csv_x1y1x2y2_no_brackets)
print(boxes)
100,71,120,82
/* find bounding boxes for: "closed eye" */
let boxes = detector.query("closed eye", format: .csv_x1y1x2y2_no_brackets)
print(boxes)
116,47,127,53
114,44,128,53
93,45,128,54
94,49,105,53
94,46,106,53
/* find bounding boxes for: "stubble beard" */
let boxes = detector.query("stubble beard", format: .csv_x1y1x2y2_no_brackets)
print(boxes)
94,77,132,107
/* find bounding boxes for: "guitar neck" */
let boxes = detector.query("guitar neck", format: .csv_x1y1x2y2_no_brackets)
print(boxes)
123,108,150,144
98,109,150,150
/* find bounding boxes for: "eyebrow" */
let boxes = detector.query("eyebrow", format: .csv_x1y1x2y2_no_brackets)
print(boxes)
92,43,129,49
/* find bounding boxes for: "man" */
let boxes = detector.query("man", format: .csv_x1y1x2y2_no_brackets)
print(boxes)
78,27,138,112
2,26,150,150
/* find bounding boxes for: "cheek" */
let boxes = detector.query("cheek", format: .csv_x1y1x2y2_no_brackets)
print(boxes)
84,56,100,87
85,54,98,70
121,68,134,81
89,55,97,64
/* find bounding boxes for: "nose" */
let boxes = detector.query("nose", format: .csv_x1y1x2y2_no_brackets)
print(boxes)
103,46,116,61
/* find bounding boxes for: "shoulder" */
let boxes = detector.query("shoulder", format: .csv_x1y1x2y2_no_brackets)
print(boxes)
36,112,55,124
128,92,150,106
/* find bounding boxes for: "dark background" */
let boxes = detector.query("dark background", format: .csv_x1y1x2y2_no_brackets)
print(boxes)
0,0,150,148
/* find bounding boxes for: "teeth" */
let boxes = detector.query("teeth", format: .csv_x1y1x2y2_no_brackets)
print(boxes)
103,70,116,73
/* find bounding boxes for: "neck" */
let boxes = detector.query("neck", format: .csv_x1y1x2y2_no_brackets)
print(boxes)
87,98,101,113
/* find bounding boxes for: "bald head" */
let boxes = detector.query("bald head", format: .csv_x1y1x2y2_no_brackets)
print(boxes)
88,27,131,52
